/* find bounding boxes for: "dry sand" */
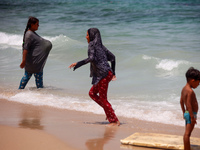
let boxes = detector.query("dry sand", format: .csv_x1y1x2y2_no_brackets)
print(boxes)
0,98,199,150
0,125,76,150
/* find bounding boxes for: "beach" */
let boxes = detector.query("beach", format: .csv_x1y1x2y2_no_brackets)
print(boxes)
1,0,200,149
1,0,200,129
1,98,200,150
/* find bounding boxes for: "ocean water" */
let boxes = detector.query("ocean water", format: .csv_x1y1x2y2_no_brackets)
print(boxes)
0,0,200,128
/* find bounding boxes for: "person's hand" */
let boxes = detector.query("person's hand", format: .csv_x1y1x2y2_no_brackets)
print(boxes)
112,75,117,81
20,61,26,69
191,117,197,125
68,63,77,69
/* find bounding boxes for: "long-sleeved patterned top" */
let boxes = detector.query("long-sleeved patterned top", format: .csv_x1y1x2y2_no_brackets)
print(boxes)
74,28,116,85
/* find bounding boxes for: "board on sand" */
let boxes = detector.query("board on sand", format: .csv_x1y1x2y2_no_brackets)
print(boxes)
120,133,200,150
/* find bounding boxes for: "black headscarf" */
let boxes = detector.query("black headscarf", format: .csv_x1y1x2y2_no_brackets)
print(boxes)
87,28,102,47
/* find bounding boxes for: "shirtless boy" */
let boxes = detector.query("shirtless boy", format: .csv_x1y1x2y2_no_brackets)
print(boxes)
180,67,199,150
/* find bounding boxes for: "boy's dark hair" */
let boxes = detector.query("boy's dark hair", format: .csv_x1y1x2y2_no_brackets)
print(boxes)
186,67,200,82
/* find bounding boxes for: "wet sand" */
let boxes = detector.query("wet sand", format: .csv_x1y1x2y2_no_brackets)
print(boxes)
0,98,199,150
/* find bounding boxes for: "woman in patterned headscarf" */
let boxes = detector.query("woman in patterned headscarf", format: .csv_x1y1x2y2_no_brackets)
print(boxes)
69,28,120,126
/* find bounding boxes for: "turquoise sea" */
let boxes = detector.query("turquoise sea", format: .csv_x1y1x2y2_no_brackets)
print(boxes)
0,0,200,128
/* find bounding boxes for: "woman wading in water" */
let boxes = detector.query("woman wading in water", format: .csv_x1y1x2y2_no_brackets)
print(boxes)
19,16,52,89
69,28,120,126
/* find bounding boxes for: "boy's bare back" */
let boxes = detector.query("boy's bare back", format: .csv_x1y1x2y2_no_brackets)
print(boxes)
181,84,198,114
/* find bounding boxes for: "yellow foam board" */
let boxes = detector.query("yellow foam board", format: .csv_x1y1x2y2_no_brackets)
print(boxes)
120,133,200,150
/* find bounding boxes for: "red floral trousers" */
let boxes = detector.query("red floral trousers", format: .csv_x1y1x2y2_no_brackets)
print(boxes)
89,71,119,123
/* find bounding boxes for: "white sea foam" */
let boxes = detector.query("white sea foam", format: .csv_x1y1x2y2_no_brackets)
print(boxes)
1,91,199,128
0,32,22,47
0,91,104,114
142,55,154,60
142,55,190,72
156,59,189,71
0,32,71,48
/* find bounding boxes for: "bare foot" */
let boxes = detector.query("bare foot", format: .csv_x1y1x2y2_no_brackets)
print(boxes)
108,121,120,126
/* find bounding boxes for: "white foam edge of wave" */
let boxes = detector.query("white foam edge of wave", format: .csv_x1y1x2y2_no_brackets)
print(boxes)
0,31,77,47
142,55,190,71
1,91,199,128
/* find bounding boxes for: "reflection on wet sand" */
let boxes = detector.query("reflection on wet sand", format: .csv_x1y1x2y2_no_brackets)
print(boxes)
19,106,44,130
85,126,117,150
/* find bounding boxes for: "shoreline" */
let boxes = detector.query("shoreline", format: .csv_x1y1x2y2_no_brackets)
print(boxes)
0,98,199,150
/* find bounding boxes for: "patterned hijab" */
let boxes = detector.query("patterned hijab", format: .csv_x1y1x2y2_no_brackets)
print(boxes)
87,28,102,47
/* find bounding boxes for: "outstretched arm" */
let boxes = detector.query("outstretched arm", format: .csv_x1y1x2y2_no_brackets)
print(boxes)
69,45,95,70
68,57,93,70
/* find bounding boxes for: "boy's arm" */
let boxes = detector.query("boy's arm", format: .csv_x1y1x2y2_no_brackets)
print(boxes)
180,95,185,118
187,91,197,124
